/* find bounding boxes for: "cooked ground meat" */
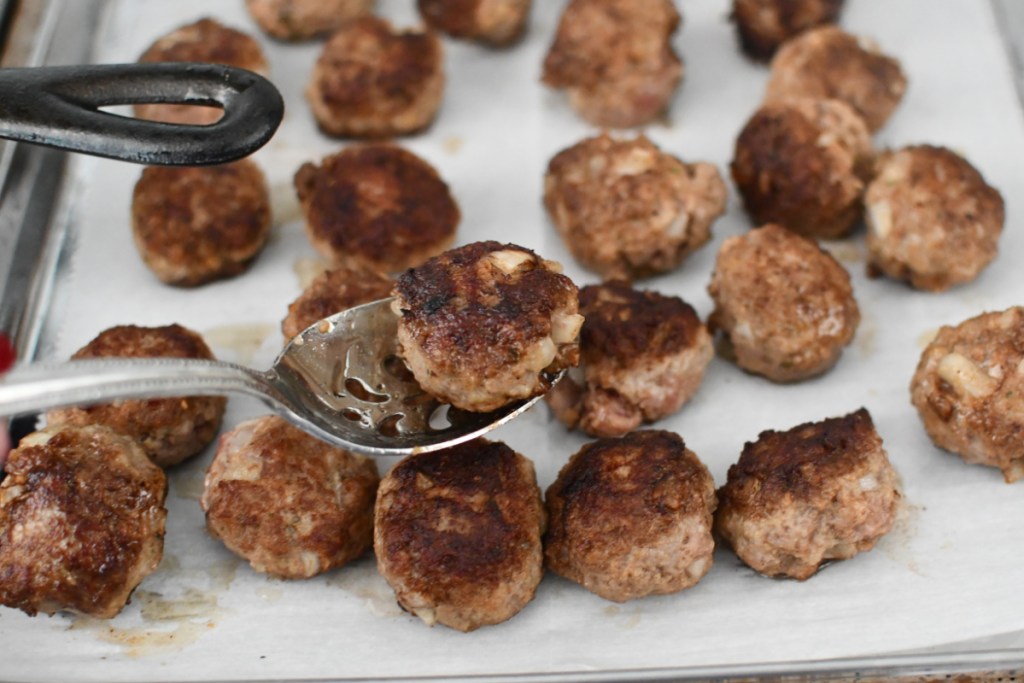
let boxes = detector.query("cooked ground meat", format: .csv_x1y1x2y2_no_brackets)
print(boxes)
418,0,532,46
131,160,272,287
246,0,374,40
374,439,545,631
282,263,394,340
546,281,712,437
0,425,167,618
202,415,379,579
46,324,227,468
911,307,1024,483
731,0,844,61
542,0,682,128
544,430,716,602
294,144,459,274
393,241,582,412
707,223,860,382
544,133,726,280
865,145,1004,292
731,97,873,238
715,408,901,580
306,16,444,138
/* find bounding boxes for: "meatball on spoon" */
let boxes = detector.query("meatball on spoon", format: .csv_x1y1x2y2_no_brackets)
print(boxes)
0,298,560,456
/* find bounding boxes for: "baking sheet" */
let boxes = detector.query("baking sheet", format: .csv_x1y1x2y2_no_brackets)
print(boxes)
4,0,1024,681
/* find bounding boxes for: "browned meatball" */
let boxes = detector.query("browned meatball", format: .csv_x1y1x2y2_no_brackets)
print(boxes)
418,0,532,46
542,0,682,128
132,160,272,287
306,16,444,138
393,241,582,412
544,134,726,280
246,0,374,40
282,263,394,340
765,26,907,132
731,98,873,238
136,18,269,125
46,324,227,467
910,308,1024,483
865,145,1004,292
294,145,459,274
0,425,167,618
707,223,859,382
544,430,716,602
731,0,844,61
201,416,379,579
546,281,712,437
716,409,901,580
374,439,544,631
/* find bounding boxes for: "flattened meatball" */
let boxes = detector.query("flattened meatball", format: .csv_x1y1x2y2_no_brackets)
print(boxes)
542,0,682,128
708,223,859,382
0,425,167,618
716,409,901,580
544,134,726,280
201,416,379,579
282,263,394,340
765,26,907,132
544,430,716,602
132,160,272,287
911,308,1024,483
731,0,843,61
306,16,444,138
374,439,544,631
294,145,459,274
546,281,712,437
46,325,227,467
394,241,582,412
136,18,269,125
246,0,374,40
865,145,1004,292
731,98,873,238
418,0,531,46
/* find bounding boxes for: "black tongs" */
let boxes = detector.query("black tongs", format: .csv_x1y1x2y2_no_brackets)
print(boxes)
0,62,284,165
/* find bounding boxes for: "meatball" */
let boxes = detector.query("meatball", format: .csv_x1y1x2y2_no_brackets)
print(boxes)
282,263,394,340
0,425,167,618
544,430,716,602
707,223,860,382
546,281,713,437
418,0,531,46
731,97,873,238
542,0,682,128
393,241,582,413
765,26,907,132
246,0,374,40
374,439,545,631
715,408,901,580
731,0,844,61
544,133,727,280
132,160,272,287
910,307,1024,483
294,145,459,274
306,16,444,138
201,416,379,579
46,324,227,467
865,145,1004,292
136,18,269,125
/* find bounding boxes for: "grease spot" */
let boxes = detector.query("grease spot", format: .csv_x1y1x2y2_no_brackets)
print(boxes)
293,257,330,290
442,136,464,154
917,327,939,349
203,323,276,366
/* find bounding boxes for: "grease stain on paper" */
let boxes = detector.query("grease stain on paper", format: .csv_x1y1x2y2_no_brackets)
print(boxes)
327,561,403,618
203,323,276,366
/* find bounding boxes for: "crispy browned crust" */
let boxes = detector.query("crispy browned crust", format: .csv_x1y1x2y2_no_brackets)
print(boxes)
136,18,269,125
418,0,531,45
865,145,1004,291
201,416,379,579
0,425,167,618
46,325,227,468
731,98,872,238
131,160,272,287
282,263,394,340
306,16,444,138
544,430,716,602
731,0,844,61
246,0,374,40
294,145,459,274
374,439,545,631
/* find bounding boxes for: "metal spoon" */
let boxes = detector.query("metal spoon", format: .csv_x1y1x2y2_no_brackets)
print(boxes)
0,299,558,456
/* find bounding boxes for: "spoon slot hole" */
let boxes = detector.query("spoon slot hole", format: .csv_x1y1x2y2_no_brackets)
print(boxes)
428,404,452,431
344,377,389,403
377,413,404,437
341,408,367,423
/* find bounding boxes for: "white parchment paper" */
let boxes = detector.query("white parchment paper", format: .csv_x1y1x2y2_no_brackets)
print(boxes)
4,1,1024,681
